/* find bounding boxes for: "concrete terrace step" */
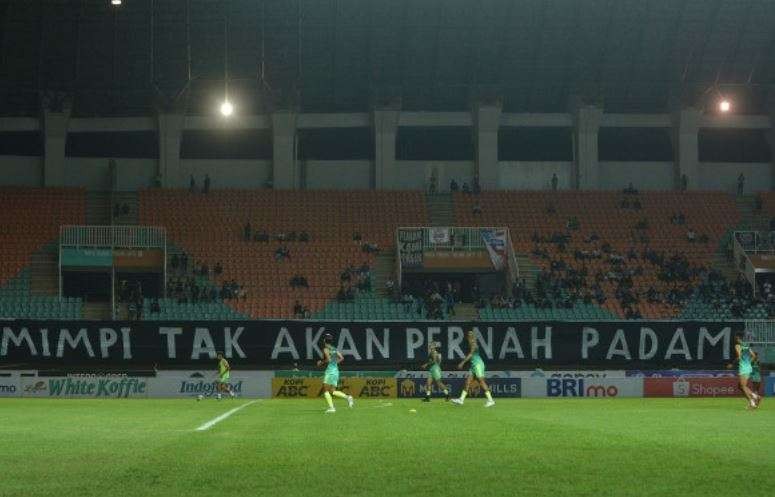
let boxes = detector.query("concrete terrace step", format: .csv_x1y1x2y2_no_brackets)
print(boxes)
86,191,112,225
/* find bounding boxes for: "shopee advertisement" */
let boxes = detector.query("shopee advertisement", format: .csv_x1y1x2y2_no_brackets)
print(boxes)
644,377,763,397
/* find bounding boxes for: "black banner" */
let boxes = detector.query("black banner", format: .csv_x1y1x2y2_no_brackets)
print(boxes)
0,320,743,368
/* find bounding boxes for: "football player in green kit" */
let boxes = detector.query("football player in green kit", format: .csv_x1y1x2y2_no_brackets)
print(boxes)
451,330,495,407
734,333,761,409
421,341,450,402
316,333,354,414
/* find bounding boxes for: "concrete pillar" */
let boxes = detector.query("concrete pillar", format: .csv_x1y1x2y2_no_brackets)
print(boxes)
473,103,502,190
271,111,299,189
768,100,775,191
373,109,400,189
157,113,185,188
671,107,701,190
573,105,602,190
41,98,71,187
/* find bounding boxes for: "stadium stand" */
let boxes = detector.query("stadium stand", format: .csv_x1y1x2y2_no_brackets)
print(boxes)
139,189,428,319
454,190,741,319
0,188,86,319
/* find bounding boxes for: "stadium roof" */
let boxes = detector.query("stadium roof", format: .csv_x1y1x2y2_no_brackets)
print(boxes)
1,0,774,117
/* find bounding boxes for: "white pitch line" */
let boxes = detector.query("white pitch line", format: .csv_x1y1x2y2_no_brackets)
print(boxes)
195,400,258,431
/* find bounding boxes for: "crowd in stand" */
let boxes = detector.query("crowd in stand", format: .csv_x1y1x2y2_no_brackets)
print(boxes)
118,280,144,320
336,263,373,303
399,280,459,320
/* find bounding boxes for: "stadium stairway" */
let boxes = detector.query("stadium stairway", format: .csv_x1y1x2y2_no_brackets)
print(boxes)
735,194,770,231
111,192,139,226
372,251,396,297
86,191,112,225
426,193,455,226
455,302,479,320
83,302,112,320
514,253,540,289
29,243,59,296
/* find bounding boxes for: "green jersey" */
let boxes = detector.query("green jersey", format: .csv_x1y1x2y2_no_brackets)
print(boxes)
738,343,753,376
751,361,761,382
218,358,229,375
325,346,339,373
468,340,485,379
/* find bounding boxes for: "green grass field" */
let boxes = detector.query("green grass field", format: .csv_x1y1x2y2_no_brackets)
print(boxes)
0,397,773,497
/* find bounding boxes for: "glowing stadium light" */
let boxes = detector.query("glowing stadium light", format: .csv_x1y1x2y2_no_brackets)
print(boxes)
220,100,234,117
718,99,731,113
111,0,122,5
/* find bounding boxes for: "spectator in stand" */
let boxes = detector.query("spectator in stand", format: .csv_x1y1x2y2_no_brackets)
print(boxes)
623,182,638,195
755,195,763,212
680,174,688,192
214,262,223,276
353,232,362,241
385,278,395,294
472,203,483,215
189,175,196,193
275,246,290,261
203,174,211,194
472,175,481,194
461,182,471,194
293,300,304,318
150,299,160,314
243,222,252,241
686,229,697,242
299,231,309,242
551,173,558,191
450,179,459,192
737,173,745,196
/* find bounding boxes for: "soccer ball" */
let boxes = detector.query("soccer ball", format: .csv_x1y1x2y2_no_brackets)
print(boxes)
197,395,204,401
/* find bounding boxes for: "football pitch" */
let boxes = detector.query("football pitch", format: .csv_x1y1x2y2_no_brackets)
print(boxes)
0,398,773,497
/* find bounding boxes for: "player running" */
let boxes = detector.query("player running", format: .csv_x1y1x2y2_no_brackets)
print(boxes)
450,330,495,407
216,352,236,399
316,333,354,414
421,341,450,402
734,333,760,409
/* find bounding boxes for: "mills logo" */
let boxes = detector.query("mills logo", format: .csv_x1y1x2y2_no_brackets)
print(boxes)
400,379,416,397
24,381,47,393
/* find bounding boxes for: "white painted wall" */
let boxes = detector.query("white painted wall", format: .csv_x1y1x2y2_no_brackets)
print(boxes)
597,162,675,191
0,156,43,186
498,161,572,190
392,160,475,191
303,160,371,190
697,162,771,193
63,158,157,191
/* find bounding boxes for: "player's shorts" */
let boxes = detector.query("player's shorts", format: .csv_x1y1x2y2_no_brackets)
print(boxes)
470,359,485,379
429,364,442,382
738,364,752,378
218,372,230,384
323,370,339,387
751,370,761,383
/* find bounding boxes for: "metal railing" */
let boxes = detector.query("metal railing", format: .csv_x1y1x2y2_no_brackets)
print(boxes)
732,231,757,296
60,225,166,249
734,230,775,255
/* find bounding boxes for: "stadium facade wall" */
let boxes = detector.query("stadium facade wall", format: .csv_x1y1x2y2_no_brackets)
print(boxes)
392,160,475,190
180,159,272,189
498,161,573,190
63,158,157,190
697,162,771,195
0,156,43,187
598,162,675,191
304,160,372,190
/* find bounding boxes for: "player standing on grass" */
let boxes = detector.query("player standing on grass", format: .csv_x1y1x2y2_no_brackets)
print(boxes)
421,341,450,402
316,333,354,413
733,333,760,409
216,352,236,400
451,330,495,408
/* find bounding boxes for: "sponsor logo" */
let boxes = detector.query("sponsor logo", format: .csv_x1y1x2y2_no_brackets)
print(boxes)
178,380,244,396
47,378,146,398
546,378,619,397
673,379,690,397
644,377,741,397
397,377,521,398
346,378,396,398
0,383,18,394
272,378,321,398
24,381,47,393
